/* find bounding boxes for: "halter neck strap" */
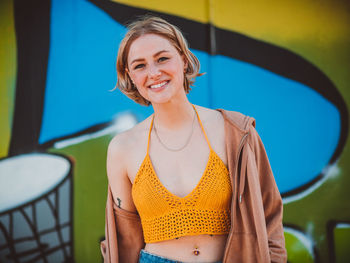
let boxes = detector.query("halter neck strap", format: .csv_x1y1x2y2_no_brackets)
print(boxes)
192,104,212,151
146,104,212,154
147,115,154,155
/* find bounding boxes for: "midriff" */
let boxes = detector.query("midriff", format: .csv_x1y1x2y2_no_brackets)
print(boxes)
144,234,228,262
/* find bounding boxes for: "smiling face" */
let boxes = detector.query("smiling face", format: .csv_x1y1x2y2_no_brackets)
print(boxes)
126,34,188,105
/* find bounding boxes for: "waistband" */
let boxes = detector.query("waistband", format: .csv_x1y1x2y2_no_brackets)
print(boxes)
138,249,222,263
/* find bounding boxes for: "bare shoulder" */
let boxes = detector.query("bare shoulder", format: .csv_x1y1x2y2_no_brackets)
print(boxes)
107,130,131,171
106,132,128,185
193,105,227,163
194,105,225,127
107,115,152,181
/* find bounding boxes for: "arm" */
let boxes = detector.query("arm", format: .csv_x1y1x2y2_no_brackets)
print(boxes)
101,135,144,263
106,135,137,213
248,125,287,262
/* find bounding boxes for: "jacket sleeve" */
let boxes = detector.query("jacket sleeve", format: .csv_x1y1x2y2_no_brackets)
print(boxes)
248,124,287,263
100,185,145,263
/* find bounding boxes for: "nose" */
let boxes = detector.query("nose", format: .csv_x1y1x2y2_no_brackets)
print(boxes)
148,64,161,79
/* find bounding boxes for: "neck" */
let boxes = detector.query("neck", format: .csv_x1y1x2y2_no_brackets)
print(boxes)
152,97,195,131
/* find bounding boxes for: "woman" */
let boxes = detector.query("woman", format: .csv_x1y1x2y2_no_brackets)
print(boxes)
101,16,287,263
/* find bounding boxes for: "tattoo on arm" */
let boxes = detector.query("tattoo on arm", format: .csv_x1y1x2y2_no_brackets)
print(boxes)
116,197,122,208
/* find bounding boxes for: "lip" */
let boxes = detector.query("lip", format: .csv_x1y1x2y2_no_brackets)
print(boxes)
148,80,169,92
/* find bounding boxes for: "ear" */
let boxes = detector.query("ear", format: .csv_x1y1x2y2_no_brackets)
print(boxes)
125,68,133,83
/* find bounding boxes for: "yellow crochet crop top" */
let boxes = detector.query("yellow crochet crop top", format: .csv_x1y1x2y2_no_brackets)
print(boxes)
131,105,232,243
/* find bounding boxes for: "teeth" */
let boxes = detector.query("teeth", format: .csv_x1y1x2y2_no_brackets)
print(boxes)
150,81,167,89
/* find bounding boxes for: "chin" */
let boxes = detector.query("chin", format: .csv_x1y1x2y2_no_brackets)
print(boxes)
147,92,175,105
148,97,172,105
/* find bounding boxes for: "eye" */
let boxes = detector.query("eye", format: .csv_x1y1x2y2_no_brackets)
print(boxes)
158,57,169,62
134,63,145,70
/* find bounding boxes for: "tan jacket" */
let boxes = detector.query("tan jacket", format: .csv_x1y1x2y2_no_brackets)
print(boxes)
101,109,287,263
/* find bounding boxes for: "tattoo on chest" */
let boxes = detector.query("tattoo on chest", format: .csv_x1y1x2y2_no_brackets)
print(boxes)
116,197,121,208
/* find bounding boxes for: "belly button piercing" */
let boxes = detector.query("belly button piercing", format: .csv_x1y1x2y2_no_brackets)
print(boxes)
193,246,200,256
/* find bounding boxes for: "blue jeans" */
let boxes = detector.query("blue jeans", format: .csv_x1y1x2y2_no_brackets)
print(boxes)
138,249,222,263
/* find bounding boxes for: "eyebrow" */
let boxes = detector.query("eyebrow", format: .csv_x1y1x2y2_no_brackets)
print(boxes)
130,50,170,65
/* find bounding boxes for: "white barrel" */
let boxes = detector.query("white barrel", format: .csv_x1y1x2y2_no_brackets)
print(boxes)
0,153,73,263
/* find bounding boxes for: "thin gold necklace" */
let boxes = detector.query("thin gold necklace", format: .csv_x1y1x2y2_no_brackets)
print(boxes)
153,108,196,152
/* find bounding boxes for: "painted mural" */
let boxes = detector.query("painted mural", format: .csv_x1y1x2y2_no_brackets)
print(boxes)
0,0,349,262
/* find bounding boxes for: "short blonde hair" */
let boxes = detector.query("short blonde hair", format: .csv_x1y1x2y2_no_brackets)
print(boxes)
115,16,203,106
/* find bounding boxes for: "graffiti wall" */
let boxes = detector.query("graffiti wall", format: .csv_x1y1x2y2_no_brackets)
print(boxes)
0,0,349,262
